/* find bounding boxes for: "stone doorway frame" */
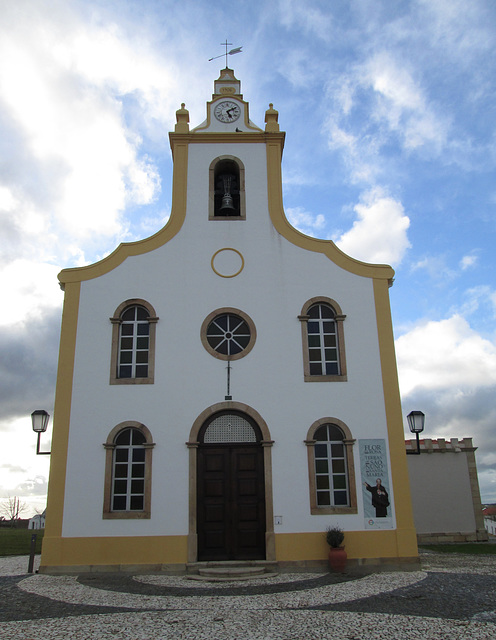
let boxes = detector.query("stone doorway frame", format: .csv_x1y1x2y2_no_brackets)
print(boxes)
187,401,275,563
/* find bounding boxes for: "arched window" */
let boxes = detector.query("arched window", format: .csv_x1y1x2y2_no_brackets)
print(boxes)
209,156,246,220
305,419,357,515
103,422,154,519
110,300,158,385
299,297,347,382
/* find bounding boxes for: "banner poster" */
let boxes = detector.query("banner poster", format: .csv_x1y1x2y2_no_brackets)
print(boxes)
359,439,393,529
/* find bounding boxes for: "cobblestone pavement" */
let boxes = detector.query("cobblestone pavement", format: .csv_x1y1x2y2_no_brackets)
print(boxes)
0,552,495,639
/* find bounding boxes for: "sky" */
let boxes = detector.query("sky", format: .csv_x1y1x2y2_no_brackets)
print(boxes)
0,0,495,517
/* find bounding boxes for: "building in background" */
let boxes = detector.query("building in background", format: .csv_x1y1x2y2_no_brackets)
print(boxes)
406,438,487,543
483,506,496,537
28,511,46,530
40,69,418,573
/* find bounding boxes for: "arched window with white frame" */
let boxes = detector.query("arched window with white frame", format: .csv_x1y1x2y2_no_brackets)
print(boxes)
299,297,347,382
103,422,154,519
305,418,357,515
110,299,158,384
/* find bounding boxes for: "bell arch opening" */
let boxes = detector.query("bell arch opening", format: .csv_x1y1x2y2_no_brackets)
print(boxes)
209,157,246,220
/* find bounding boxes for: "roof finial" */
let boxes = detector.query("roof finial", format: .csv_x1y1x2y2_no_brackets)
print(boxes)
208,40,243,67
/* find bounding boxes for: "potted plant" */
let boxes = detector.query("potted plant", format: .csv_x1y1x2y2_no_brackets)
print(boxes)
325,525,347,572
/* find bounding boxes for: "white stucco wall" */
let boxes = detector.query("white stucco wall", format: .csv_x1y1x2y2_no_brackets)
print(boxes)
62,140,394,538
485,517,496,536
407,446,476,535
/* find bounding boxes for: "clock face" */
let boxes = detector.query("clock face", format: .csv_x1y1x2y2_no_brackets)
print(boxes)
214,101,241,123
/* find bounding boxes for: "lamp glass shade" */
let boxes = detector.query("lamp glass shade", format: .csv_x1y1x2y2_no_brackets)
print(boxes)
31,410,50,433
407,410,425,434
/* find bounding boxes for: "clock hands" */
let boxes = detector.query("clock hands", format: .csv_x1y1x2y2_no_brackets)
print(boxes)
214,101,240,122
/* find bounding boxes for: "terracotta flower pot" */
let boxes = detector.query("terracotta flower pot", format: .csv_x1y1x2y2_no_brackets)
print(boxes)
328,546,347,572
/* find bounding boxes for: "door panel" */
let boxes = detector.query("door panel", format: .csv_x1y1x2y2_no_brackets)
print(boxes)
198,444,265,560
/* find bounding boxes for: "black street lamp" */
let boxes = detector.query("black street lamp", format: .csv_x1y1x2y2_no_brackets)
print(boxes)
30,410,51,455
406,410,425,455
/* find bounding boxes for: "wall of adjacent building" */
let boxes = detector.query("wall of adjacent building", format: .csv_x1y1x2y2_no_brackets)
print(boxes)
406,438,487,543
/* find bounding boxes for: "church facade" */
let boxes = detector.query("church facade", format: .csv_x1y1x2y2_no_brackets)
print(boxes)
40,69,418,572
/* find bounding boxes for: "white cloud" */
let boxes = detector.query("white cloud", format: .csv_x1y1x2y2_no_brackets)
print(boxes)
286,206,326,237
0,2,178,243
396,315,496,398
458,285,496,322
0,186,17,212
324,50,453,186
277,0,334,42
0,260,62,327
139,209,171,235
15,475,48,498
362,52,450,152
276,50,317,89
410,255,456,282
333,189,410,265
418,0,495,63
460,254,478,270
325,120,379,184
410,259,491,306
282,170,318,188
396,313,496,501
0,416,51,516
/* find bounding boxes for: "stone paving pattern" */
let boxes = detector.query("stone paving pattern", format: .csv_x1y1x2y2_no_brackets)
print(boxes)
0,551,494,639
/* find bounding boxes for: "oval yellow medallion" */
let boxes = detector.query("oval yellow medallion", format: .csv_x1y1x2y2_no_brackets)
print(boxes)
211,248,244,278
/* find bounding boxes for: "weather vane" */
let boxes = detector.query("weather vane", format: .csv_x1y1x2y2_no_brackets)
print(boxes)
209,40,243,66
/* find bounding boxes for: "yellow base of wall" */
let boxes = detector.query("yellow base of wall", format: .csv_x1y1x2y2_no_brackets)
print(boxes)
40,528,418,573
275,529,418,562
40,535,189,571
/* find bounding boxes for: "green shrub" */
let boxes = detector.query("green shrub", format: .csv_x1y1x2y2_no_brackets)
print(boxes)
325,525,345,548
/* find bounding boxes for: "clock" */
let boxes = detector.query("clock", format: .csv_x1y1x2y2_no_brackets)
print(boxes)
214,100,241,123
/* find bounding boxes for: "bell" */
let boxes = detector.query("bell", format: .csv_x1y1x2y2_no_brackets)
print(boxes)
219,174,236,213
220,193,235,212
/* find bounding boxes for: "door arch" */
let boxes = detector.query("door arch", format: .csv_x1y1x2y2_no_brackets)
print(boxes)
187,402,275,563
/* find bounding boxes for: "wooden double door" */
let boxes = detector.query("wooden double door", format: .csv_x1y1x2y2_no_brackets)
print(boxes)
197,442,266,561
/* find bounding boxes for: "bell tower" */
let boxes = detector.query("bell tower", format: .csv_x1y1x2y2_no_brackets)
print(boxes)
168,67,284,227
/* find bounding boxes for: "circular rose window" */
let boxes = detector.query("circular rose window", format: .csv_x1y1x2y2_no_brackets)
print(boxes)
201,309,256,360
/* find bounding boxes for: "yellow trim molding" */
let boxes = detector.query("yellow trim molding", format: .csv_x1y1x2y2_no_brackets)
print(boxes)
211,248,245,278
265,138,395,282
373,278,418,557
43,282,81,542
58,141,189,286
59,120,393,287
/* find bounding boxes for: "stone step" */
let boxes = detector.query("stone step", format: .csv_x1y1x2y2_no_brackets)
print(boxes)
186,561,278,582
200,566,265,578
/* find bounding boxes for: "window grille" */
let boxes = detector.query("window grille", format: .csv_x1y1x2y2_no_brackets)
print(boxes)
204,414,257,443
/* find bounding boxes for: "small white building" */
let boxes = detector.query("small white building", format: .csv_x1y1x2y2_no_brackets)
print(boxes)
40,68,418,573
483,507,496,537
28,511,46,530
406,437,487,543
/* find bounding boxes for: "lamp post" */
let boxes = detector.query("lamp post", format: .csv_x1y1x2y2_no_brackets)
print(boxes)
31,410,51,455
406,410,425,455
